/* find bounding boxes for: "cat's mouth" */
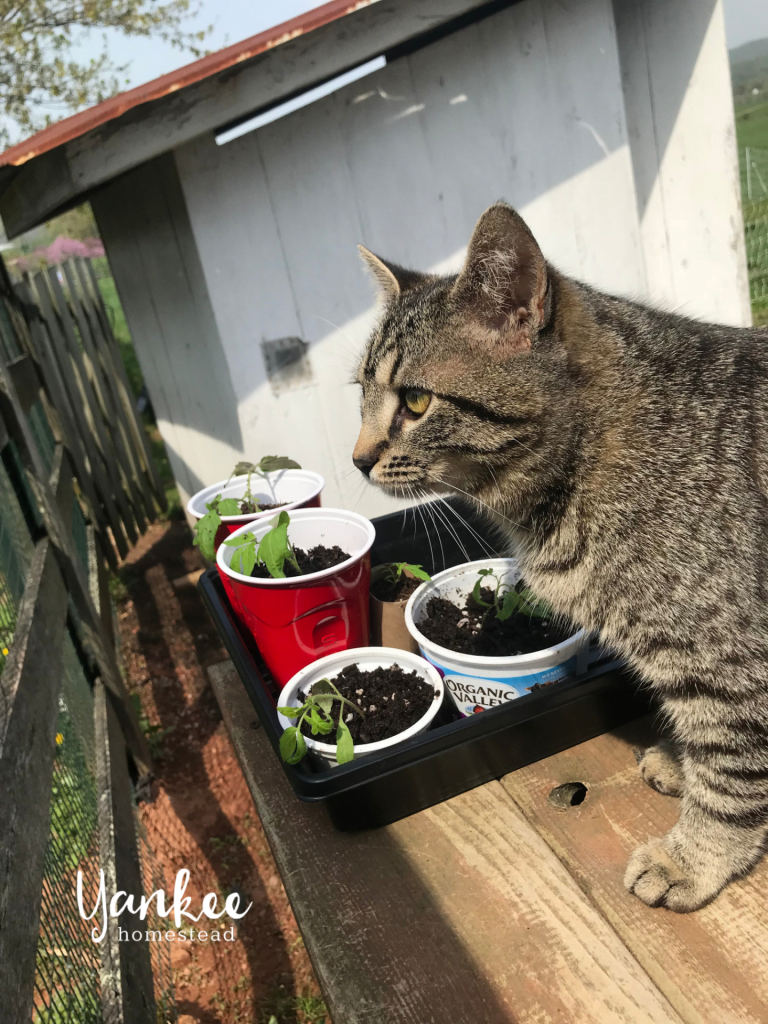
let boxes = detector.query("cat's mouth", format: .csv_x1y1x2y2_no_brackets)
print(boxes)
367,455,472,499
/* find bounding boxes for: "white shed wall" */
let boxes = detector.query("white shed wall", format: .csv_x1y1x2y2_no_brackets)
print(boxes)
613,0,750,326
175,0,649,517
96,0,747,518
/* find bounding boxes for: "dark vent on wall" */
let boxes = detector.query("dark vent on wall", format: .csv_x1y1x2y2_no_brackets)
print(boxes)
261,337,313,395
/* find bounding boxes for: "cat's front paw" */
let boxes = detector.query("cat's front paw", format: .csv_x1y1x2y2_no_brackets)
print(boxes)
635,743,684,797
624,840,718,912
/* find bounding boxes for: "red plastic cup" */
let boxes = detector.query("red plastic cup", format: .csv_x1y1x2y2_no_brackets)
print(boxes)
187,469,324,614
216,508,376,687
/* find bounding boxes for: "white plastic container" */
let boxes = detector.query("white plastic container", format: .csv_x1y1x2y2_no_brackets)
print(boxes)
404,558,588,717
187,469,324,529
276,647,445,766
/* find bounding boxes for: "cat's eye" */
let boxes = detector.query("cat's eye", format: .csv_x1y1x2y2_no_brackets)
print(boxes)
404,389,431,416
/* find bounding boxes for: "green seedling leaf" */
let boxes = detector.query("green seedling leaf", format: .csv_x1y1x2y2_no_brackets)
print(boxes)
472,577,492,608
306,707,334,736
279,727,307,765
336,718,354,764
193,497,223,562
225,532,257,576
370,563,394,586
223,531,255,545
497,589,522,621
404,564,431,582
256,510,293,578
233,461,259,477
217,497,242,515
258,455,302,473
310,678,336,715
277,705,302,718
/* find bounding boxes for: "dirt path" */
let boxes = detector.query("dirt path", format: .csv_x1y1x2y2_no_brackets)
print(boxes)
116,520,327,1024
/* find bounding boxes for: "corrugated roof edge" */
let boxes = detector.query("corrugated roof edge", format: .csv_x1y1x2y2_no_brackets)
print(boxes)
0,0,377,169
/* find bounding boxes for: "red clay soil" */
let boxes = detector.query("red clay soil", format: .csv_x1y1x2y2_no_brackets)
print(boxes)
117,520,327,1024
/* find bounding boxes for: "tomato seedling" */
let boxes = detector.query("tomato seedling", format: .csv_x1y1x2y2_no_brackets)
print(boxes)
192,455,300,561
370,561,431,591
472,568,551,622
278,677,365,765
224,510,301,578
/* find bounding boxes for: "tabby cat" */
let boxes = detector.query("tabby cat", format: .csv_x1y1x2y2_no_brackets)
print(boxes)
353,202,768,912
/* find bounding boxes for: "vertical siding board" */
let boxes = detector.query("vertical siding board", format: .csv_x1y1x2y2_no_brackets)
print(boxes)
92,155,243,509
77,258,167,509
613,0,749,325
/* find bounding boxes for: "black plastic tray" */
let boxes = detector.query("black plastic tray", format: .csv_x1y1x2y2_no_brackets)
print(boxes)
199,498,651,830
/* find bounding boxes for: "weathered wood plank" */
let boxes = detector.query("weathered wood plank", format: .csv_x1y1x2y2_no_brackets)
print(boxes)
14,276,117,569
501,721,768,1024
209,660,684,1024
29,270,129,559
61,261,149,532
75,258,166,513
45,267,139,547
94,680,157,1024
6,353,42,415
0,537,68,1023
0,358,151,774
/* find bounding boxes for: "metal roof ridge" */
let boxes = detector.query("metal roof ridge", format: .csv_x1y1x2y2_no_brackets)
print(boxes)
0,0,378,168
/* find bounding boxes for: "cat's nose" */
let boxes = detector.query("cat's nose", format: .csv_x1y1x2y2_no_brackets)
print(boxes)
353,452,376,477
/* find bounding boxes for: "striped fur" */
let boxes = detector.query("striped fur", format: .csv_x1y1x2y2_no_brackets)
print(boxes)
354,203,768,911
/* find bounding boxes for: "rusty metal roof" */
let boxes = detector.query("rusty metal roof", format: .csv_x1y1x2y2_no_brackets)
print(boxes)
0,0,376,168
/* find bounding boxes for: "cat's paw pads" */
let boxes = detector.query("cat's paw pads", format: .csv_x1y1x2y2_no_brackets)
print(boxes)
634,745,684,797
624,840,713,912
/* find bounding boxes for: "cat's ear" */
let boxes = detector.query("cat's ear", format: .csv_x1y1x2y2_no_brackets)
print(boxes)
452,203,548,350
358,245,425,301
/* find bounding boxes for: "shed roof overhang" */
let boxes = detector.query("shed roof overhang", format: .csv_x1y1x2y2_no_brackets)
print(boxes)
0,0,513,238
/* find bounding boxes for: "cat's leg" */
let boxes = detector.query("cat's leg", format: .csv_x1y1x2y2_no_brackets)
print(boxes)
625,698,768,912
635,739,684,797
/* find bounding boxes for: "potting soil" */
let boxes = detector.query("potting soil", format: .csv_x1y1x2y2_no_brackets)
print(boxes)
250,544,349,578
298,664,437,744
419,587,571,657
370,573,422,602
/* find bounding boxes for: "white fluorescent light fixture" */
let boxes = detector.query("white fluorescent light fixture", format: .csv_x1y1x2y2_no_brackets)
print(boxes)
215,55,387,146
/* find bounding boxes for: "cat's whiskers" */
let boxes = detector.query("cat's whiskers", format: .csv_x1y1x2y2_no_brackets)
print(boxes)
417,486,448,569
434,494,499,559
434,477,530,532
423,489,469,564
310,314,363,362
407,484,436,570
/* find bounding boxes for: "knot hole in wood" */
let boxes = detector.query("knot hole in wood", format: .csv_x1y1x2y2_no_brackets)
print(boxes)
548,782,588,809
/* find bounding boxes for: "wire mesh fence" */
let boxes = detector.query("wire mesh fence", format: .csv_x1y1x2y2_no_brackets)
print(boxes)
0,447,33,678
740,146,768,326
33,636,102,1024
0,255,175,1021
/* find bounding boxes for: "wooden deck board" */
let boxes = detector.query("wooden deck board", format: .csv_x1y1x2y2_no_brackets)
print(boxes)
210,661,685,1024
501,719,768,1024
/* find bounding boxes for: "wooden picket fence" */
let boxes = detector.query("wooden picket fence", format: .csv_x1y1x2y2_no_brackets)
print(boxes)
0,256,173,1023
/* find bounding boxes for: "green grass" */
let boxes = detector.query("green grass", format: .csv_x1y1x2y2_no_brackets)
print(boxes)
736,100,768,153
257,989,329,1024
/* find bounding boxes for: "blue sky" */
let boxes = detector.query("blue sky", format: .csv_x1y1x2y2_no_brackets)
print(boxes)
72,1,321,90
73,0,768,95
